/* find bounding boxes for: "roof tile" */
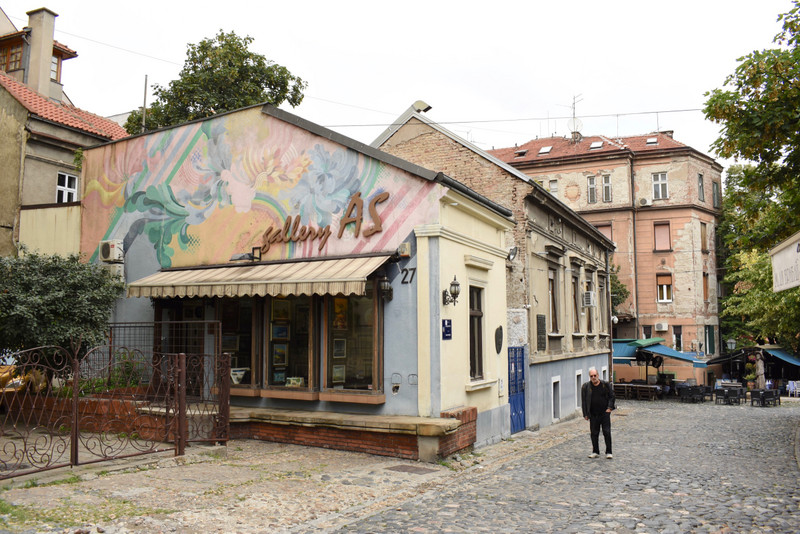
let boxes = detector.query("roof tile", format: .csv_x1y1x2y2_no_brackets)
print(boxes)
0,71,128,140
489,132,687,163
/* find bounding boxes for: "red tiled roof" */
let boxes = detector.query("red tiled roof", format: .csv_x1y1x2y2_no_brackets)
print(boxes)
488,132,688,164
0,70,128,140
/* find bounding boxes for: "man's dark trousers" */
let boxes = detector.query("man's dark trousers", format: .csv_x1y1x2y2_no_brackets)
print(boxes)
589,411,612,455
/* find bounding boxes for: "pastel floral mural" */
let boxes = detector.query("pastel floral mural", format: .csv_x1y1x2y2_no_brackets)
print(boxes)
80,107,442,273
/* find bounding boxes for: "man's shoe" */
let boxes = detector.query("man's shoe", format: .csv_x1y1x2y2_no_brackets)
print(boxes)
606,453,613,459
588,453,599,458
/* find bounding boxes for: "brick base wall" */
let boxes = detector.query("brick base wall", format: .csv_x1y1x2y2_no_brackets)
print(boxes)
438,406,477,457
230,422,420,460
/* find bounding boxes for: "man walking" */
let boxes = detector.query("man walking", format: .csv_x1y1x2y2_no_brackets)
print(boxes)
581,367,615,459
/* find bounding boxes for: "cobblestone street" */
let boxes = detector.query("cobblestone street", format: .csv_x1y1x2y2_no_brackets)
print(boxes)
2,398,799,533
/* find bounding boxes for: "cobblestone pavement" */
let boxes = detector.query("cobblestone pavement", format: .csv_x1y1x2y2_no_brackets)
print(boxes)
0,398,798,533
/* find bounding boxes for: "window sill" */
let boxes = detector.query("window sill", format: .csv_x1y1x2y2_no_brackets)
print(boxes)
586,333,598,338
653,249,673,253
571,332,585,338
548,332,565,339
465,378,496,392
319,390,386,404
657,300,673,304
260,388,319,401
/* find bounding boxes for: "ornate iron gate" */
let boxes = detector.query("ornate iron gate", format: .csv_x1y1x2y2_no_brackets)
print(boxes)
508,346,526,434
0,321,229,480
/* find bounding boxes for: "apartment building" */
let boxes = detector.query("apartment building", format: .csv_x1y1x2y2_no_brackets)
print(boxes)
490,131,723,358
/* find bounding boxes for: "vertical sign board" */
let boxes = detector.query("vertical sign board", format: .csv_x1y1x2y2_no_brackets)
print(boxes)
769,230,800,292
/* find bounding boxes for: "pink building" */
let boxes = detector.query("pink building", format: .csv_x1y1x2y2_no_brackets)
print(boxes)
490,131,723,358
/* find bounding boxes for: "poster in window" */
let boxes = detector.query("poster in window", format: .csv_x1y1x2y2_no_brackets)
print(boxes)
333,298,348,330
333,338,346,359
273,370,286,383
332,364,346,383
271,323,290,341
272,299,290,321
272,343,288,366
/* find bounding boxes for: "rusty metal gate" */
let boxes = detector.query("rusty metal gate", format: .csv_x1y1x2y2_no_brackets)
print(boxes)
0,321,230,480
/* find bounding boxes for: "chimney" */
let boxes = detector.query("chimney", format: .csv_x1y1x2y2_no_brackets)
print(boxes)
25,8,58,99
660,130,674,139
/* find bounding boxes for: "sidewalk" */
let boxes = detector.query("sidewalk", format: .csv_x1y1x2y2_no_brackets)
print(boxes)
1,398,798,533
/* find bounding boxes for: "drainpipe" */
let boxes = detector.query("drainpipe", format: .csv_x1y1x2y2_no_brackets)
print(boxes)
606,248,613,378
630,155,640,337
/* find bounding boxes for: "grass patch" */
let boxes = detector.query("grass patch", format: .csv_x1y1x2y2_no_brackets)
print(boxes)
42,474,81,486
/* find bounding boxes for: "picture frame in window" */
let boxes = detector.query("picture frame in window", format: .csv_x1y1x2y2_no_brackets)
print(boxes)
333,338,346,359
332,364,346,383
272,299,290,321
271,323,290,341
221,335,238,352
273,370,286,383
333,297,348,330
272,343,288,366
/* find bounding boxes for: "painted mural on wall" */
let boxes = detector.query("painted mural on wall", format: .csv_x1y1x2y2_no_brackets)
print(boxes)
81,107,442,272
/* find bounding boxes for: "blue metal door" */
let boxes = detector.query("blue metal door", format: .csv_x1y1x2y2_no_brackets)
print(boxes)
508,346,526,433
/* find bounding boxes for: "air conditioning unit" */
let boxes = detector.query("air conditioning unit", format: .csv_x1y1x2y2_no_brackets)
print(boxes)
102,262,124,280
99,240,124,263
655,322,669,332
639,198,653,207
582,291,597,307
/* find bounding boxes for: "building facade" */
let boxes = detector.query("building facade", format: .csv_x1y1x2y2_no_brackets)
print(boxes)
0,7,127,257
79,103,515,459
490,132,723,359
373,103,615,430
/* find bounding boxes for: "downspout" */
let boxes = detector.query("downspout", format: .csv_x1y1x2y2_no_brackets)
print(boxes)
606,248,613,379
630,155,640,337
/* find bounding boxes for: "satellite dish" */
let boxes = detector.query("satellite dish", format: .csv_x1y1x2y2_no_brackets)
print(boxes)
567,118,583,133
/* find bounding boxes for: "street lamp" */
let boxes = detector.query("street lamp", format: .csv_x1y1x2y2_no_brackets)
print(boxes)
726,338,736,352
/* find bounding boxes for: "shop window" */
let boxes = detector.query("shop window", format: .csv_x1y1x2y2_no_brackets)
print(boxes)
326,294,376,391
268,296,312,388
469,286,484,380
220,298,254,385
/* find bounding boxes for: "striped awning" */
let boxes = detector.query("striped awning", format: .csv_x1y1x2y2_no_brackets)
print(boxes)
127,255,392,299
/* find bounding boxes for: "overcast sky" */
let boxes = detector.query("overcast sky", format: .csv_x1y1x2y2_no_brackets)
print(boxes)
2,0,794,168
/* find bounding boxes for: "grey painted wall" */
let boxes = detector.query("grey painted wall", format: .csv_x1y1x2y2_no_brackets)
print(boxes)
526,353,610,430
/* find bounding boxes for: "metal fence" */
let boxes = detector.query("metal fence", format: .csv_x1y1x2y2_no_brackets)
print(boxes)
0,321,229,480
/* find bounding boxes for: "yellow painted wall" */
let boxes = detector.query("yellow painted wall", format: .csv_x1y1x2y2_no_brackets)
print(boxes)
19,205,81,256
433,190,513,416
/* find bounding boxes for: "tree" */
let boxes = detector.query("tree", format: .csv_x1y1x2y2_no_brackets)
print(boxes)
125,31,306,135
717,165,800,353
609,263,630,317
0,251,124,353
703,1,800,225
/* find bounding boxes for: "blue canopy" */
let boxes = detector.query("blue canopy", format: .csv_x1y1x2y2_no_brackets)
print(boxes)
641,343,707,368
612,342,637,364
764,348,800,367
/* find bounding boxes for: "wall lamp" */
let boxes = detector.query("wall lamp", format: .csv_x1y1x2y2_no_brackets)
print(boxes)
379,276,393,301
442,275,461,306
507,246,518,261
229,246,262,262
